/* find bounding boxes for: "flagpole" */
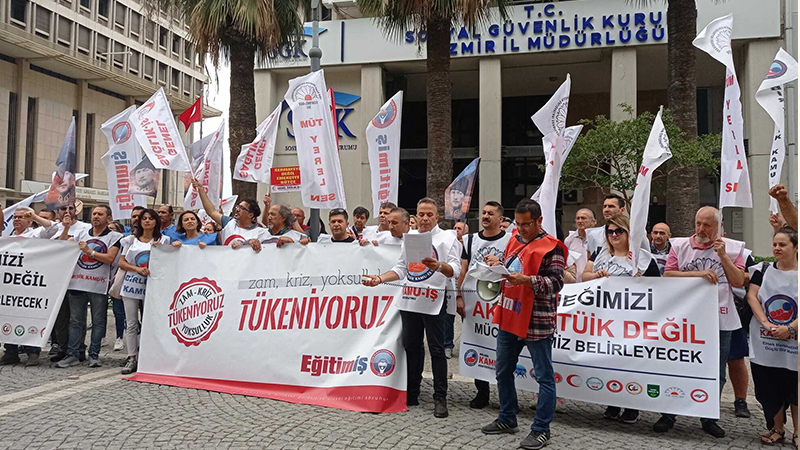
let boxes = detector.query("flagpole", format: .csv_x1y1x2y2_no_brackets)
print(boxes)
307,0,322,241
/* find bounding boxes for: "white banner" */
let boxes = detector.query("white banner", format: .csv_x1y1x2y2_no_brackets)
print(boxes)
0,238,82,347
532,74,570,137
693,14,752,208
366,91,403,217
284,70,347,209
629,110,672,268
185,122,225,211
233,103,281,184
460,277,720,418
756,48,798,213
100,106,148,220
131,244,406,413
532,125,582,237
133,88,191,172
198,195,238,226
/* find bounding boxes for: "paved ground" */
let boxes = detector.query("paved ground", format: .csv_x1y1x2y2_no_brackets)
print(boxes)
0,311,790,449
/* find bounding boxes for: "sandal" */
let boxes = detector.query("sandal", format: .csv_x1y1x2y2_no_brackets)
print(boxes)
760,429,785,445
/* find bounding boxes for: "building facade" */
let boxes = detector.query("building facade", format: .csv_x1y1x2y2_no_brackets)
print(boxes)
0,0,219,211
254,0,796,256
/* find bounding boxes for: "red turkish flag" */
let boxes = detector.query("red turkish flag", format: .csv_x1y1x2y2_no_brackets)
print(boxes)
178,96,202,132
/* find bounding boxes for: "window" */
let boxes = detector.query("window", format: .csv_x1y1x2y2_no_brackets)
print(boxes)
57,16,72,47
129,50,140,74
195,80,203,98
96,34,108,61
112,42,125,68
158,62,167,84
24,97,38,181
130,12,141,38
143,56,154,80
159,27,168,49
10,0,27,26
172,36,181,57
6,92,18,189
77,25,90,54
98,0,109,18
145,20,155,44
114,3,126,30
171,69,180,91
79,0,91,10
84,114,94,187
184,41,193,63
35,5,51,38
183,74,191,95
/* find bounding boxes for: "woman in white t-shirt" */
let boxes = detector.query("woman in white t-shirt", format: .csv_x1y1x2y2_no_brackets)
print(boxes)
747,228,798,446
117,208,169,375
582,213,659,425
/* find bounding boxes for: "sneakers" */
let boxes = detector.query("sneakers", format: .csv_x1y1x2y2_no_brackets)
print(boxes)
25,354,40,367
433,397,449,418
653,415,675,433
519,431,550,450
55,356,80,368
49,351,67,363
470,392,490,409
444,348,453,359
0,353,21,365
701,420,726,438
114,338,124,351
603,406,621,420
481,419,519,435
406,393,419,406
734,398,751,418
619,409,639,424
88,358,101,368
121,358,138,375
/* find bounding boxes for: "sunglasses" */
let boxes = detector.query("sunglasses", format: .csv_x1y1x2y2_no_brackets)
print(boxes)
606,228,628,236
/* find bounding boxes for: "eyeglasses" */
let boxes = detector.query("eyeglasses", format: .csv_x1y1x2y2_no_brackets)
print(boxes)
605,227,628,236
330,208,346,215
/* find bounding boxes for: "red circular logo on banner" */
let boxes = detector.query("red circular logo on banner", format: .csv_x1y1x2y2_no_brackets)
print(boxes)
690,389,709,403
168,278,225,347
606,380,623,393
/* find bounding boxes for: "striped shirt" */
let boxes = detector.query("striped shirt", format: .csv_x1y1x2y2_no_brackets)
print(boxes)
521,232,566,341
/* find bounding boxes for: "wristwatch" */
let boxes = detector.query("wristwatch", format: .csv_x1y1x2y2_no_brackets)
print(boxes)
436,261,443,273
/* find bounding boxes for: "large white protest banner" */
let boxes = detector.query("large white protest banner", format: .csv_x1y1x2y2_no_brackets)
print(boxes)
694,14,751,208
532,125,582,237
629,109,671,268
185,122,224,211
233,103,281,184
756,48,798,213
133,88,191,172
101,106,148,220
366,91,403,217
131,244,406,413
0,238,81,347
284,70,347,209
460,277,720,418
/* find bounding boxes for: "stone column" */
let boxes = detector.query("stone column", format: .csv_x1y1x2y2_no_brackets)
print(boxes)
76,80,89,185
610,47,637,121
13,59,29,188
478,58,502,210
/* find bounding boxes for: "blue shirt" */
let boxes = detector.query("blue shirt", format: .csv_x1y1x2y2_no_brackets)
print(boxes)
173,232,218,246
161,224,180,241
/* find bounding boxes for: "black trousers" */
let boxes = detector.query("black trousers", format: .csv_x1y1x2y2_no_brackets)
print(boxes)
476,379,490,395
52,296,71,351
401,303,448,400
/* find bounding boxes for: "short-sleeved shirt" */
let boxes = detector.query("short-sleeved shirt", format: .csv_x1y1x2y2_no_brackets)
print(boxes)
120,235,170,300
173,232,218,246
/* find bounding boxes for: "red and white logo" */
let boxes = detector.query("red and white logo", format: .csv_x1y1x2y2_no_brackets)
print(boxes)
690,389,709,403
606,380,623,393
168,278,225,347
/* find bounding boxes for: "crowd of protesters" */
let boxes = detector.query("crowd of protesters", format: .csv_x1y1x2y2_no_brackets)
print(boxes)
0,179,796,450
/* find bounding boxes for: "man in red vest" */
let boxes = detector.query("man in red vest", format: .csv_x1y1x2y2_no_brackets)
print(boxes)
481,199,566,450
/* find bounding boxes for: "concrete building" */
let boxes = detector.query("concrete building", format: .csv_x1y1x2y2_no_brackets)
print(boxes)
0,0,220,212
254,0,796,256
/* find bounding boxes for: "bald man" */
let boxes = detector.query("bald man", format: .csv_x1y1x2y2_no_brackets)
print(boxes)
649,223,671,274
563,208,596,282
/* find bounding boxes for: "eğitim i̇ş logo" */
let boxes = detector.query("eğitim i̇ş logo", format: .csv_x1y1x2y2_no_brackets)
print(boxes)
370,349,396,377
77,239,108,270
112,121,132,144
134,251,150,268
766,60,788,79
371,99,398,129
765,294,797,325
407,247,439,282
168,278,225,347
464,349,478,367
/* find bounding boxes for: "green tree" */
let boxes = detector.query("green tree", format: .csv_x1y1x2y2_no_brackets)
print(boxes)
560,106,720,208
357,0,509,212
145,0,304,201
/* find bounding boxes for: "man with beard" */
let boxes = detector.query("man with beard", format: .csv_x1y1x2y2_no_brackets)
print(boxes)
654,206,746,438
649,222,672,274
192,178,268,251
456,201,511,408
264,204,307,246
362,202,396,241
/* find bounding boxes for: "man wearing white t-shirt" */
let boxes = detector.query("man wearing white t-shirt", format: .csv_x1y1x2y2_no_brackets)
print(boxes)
361,202,396,241
192,178,269,251
264,204,307,246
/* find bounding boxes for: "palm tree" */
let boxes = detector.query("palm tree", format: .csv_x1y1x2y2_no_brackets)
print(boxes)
358,0,508,212
144,0,304,201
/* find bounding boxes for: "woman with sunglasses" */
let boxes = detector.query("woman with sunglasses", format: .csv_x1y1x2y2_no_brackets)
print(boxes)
171,210,217,248
582,213,659,425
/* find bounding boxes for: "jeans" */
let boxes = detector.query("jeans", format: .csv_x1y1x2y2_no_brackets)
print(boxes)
66,290,107,359
123,297,142,357
661,329,733,424
444,313,455,350
400,303,448,400
3,344,40,356
496,329,556,433
111,297,126,339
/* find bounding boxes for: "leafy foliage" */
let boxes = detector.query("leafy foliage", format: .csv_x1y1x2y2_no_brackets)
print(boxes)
560,105,720,206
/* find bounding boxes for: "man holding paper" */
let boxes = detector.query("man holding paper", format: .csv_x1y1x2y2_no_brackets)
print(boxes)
362,198,462,419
